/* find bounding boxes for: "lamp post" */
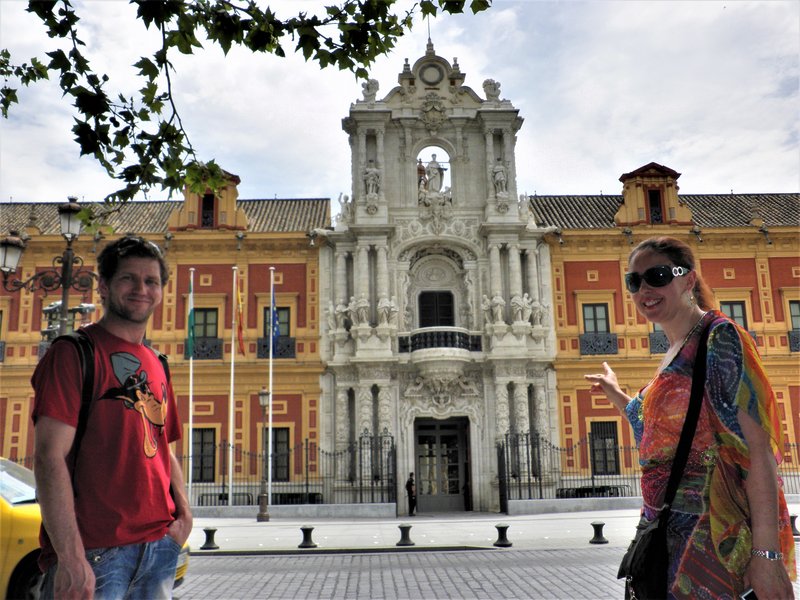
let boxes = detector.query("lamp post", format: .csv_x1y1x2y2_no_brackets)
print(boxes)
0,200,97,337
256,385,271,522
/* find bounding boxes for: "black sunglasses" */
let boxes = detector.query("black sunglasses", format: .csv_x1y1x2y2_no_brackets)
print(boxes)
625,265,689,293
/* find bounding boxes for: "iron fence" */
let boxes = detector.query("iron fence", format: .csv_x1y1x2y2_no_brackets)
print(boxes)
178,430,396,506
498,433,800,501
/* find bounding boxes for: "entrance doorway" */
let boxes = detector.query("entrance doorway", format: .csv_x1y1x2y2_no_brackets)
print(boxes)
414,417,471,512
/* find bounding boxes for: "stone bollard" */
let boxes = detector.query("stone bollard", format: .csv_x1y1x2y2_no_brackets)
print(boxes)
397,523,415,547
200,527,219,550
493,523,512,547
298,525,318,548
791,514,799,538
589,521,608,544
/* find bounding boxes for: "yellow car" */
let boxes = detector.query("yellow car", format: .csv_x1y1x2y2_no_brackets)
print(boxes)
0,457,189,599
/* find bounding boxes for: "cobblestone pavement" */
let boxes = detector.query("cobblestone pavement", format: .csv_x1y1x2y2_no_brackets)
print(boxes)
174,546,628,600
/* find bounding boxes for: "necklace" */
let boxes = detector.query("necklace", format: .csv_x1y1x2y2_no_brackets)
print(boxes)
658,311,708,373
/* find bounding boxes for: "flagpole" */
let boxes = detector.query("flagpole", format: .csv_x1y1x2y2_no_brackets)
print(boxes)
268,266,275,511
187,268,195,503
228,266,237,507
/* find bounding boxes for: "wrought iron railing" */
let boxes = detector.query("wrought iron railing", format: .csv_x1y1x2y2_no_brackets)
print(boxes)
178,430,396,506
789,329,800,352
256,336,296,359
184,337,223,359
498,433,800,501
398,327,482,353
579,332,619,355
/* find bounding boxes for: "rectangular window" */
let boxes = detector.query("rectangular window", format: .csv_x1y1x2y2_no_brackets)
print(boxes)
590,421,619,475
201,193,215,228
263,307,290,337
647,189,663,224
192,428,216,483
789,300,800,330
418,291,455,327
263,427,290,482
194,308,218,338
720,301,748,329
583,304,609,333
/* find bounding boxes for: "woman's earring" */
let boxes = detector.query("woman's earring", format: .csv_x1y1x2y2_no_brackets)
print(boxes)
686,293,696,307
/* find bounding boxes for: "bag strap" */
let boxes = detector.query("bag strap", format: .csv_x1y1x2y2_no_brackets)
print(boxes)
661,319,712,510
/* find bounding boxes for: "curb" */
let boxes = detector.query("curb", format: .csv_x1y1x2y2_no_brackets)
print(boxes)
190,545,493,557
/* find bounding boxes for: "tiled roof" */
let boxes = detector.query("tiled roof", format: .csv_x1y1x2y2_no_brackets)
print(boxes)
529,193,800,229
0,198,330,236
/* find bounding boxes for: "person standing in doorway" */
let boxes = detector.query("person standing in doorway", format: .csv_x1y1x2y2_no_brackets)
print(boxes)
406,472,417,516
32,235,192,600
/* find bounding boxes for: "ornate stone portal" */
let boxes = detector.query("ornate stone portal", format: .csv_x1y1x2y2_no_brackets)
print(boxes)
318,41,557,513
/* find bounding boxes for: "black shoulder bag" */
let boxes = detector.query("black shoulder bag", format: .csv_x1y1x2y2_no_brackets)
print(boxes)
617,321,711,600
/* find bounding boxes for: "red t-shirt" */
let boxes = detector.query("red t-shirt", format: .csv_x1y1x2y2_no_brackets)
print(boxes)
32,323,181,568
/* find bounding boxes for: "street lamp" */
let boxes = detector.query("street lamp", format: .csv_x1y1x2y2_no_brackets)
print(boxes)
0,199,98,337
256,385,271,522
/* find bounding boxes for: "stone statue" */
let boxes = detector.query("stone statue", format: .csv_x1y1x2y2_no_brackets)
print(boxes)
491,292,506,324
364,161,380,196
492,158,507,194
338,193,352,224
531,300,543,327
326,301,336,332
377,295,392,325
355,293,370,326
483,79,501,102
347,296,358,326
481,294,492,326
521,293,533,323
425,154,444,193
510,294,524,323
361,78,379,102
335,299,349,330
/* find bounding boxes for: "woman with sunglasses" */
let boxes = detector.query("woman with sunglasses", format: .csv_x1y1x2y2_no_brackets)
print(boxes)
585,236,795,599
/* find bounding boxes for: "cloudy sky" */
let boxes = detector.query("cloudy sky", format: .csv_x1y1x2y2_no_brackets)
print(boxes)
0,0,798,208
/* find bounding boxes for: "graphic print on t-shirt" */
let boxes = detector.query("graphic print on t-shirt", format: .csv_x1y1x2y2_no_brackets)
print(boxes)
106,352,168,458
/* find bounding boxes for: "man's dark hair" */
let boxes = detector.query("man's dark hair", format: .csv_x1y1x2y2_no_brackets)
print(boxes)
97,235,169,285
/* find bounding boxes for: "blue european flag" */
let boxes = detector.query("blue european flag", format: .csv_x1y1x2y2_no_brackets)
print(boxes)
271,290,280,356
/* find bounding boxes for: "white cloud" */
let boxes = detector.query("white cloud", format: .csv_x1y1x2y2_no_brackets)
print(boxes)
0,0,797,204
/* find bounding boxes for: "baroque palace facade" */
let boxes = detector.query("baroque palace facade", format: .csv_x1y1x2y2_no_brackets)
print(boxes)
1,43,798,514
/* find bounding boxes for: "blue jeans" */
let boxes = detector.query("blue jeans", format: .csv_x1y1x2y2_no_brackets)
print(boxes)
41,534,181,600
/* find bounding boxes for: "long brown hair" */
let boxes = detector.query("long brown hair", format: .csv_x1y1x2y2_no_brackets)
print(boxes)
628,237,715,310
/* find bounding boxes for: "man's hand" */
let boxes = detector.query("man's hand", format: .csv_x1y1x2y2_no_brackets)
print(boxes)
53,555,95,600
167,508,193,546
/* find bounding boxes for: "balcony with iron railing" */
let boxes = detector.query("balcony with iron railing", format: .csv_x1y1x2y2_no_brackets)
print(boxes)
789,329,800,352
579,332,619,355
399,326,482,379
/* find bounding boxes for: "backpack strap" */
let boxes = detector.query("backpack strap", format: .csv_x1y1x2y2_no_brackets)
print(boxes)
51,330,95,454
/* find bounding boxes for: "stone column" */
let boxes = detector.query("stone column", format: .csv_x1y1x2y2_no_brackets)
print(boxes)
357,386,374,479
508,242,522,299
335,388,351,478
376,245,389,300
503,127,515,199
525,246,540,303
488,243,502,296
335,251,348,305
484,131,494,198
533,383,547,436
356,245,369,299
513,383,530,434
376,130,385,199
495,382,510,440
358,129,367,197
377,386,392,435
